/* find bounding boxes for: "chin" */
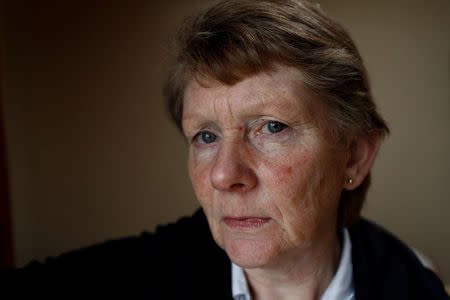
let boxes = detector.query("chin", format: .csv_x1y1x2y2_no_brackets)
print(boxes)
222,233,283,269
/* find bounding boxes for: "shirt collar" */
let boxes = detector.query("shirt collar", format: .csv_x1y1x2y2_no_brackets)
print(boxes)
231,228,354,300
232,261,252,300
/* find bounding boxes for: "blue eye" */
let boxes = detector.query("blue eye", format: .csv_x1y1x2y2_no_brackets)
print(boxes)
263,121,287,134
195,131,217,144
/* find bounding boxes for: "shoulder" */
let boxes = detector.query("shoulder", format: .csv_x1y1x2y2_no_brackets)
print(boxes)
349,218,449,300
139,208,231,297
1,208,231,299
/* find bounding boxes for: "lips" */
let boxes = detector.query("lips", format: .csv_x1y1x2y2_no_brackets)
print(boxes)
223,217,271,229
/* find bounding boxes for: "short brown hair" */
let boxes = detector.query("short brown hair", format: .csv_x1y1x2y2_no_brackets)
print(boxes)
165,0,389,227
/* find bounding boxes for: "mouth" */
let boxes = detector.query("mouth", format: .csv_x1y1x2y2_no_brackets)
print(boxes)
222,217,271,230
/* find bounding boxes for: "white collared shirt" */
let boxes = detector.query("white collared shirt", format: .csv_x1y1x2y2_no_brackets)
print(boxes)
232,229,355,300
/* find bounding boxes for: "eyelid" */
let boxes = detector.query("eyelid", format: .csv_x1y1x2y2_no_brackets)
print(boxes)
261,121,287,134
191,129,220,145
252,118,288,131
188,118,294,144
185,121,219,136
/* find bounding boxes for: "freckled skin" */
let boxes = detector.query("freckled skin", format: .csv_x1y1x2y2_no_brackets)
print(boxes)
182,65,349,270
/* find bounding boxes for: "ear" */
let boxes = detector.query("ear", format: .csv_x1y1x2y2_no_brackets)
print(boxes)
344,134,382,190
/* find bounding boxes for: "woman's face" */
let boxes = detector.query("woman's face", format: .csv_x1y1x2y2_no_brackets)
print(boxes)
182,65,350,268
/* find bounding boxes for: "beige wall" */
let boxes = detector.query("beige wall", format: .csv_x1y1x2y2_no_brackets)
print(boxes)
2,0,449,282
319,0,450,281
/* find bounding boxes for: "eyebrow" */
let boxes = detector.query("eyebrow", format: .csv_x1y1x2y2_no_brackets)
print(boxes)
182,99,305,129
182,77,312,127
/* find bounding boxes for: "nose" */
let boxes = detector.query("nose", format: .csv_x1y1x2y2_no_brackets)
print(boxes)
210,139,257,192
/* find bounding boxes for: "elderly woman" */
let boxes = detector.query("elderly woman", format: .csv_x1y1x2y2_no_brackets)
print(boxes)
165,1,447,299
2,0,448,299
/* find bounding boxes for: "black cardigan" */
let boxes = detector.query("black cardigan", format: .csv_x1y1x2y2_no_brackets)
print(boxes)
2,208,448,299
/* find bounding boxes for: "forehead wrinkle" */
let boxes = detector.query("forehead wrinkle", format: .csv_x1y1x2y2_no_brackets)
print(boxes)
209,85,238,128
248,83,305,122
225,86,238,125
260,70,305,118
212,93,219,124
183,65,319,131
182,82,222,133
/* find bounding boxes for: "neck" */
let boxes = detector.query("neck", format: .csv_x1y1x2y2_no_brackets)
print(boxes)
244,228,342,300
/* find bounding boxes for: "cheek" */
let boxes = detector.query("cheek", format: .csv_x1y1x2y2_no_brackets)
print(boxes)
259,150,331,219
259,155,324,242
188,155,212,201
259,151,311,196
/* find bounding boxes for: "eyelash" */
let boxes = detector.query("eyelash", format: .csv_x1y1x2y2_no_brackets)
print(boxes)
191,121,289,145
193,131,218,144
261,121,287,134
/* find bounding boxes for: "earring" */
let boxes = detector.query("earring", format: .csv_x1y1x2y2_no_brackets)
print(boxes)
348,178,353,184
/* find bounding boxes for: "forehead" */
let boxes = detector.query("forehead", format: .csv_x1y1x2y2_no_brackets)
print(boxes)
182,65,325,126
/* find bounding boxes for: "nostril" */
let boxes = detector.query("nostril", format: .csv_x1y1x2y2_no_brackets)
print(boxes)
230,183,246,190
